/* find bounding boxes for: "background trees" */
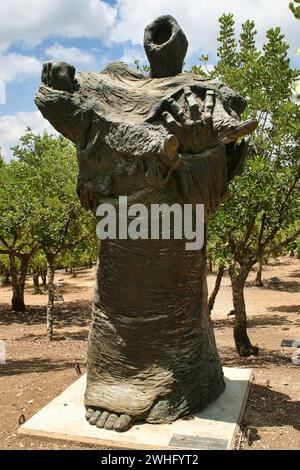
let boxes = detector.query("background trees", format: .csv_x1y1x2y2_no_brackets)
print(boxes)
0,13,299,349
0,157,40,310
0,131,98,338
206,15,300,356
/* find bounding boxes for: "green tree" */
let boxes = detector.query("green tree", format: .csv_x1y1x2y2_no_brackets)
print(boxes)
0,158,39,310
133,60,150,75
216,13,238,69
29,251,48,293
12,131,96,338
0,254,10,285
207,15,300,356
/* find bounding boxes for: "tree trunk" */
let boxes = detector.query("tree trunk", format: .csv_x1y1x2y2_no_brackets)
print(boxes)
207,257,213,274
65,267,68,273
4,267,11,284
10,254,26,312
89,257,92,269
46,261,55,340
72,266,76,277
255,261,263,287
229,267,258,357
41,270,47,286
208,266,224,314
33,272,42,294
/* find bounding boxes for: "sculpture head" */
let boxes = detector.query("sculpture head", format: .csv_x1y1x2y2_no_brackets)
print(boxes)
144,15,188,78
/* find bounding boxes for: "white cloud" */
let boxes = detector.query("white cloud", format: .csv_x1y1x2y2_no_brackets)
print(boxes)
110,0,300,59
0,0,116,50
118,46,145,65
0,80,5,104
0,1,298,60
0,1,298,163
0,1,298,71
45,43,95,66
0,52,41,82
0,111,57,161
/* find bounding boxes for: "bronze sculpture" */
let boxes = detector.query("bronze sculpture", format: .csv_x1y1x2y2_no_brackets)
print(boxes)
35,15,257,432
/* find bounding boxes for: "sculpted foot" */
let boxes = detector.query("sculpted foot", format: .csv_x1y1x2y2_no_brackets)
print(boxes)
85,408,133,432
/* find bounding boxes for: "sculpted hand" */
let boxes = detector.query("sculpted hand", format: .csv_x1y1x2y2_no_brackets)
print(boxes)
41,61,76,93
161,86,257,156
162,87,217,155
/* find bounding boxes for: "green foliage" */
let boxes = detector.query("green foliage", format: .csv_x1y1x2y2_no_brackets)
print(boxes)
0,151,40,257
215,13,238,70
207,15,300,273
0,130,98,309
189,64,207,76
29,250,47,274
289,1,300,19
0,254,10,283
133,59,150,76
11,130,97,265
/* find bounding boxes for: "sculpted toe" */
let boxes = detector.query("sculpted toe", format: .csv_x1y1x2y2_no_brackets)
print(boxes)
89,410,101,425
113,415,132,432
96,411,109,428
85,408,94,420
104,414,118,430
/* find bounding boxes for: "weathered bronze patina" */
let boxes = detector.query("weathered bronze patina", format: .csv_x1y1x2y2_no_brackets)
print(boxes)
35,15,257,432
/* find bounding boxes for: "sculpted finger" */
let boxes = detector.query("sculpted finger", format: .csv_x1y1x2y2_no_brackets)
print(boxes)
162,134,182,170
184,87,200,121
41,62,53,87
167,97,185,123
203,89,215,124
162,111,182,134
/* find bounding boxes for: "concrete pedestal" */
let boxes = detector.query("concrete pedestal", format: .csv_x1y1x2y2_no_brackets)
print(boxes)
19,367,252,450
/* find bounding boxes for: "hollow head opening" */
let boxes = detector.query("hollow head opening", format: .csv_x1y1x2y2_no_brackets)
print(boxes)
152,21,173,45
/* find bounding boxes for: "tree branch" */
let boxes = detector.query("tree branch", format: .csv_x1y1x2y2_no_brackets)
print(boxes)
265,229,300,256
261,167,300,248
255,211,267,259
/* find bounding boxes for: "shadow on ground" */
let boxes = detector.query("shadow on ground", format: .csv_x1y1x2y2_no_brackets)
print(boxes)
0,358,86,376
244,383,300,431
213,314,293,330
219,346,291,368
267,304,300,314
0,301,91,329
245,280,300,293
289,270,300,279
14,329,88,342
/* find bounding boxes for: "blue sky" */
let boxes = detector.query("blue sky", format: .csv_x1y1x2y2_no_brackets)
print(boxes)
0,0,299,159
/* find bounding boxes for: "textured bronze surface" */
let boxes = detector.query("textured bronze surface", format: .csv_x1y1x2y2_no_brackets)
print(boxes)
35,15,257,432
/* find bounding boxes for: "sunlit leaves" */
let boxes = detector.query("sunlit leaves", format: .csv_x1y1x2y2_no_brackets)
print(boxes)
207,15,300,271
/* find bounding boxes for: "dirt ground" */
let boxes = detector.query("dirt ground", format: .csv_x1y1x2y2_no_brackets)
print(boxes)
0,256,299,450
